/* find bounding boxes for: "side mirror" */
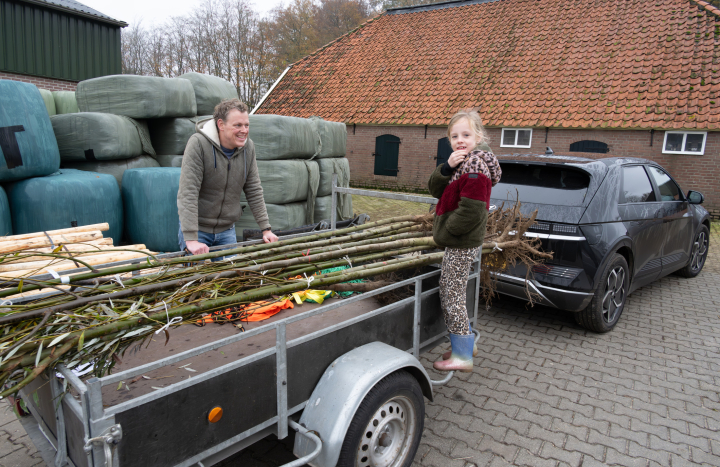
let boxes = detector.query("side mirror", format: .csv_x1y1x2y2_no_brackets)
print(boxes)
687,190,704,205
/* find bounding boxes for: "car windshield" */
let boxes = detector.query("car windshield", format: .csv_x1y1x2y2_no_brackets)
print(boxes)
492,163,591,206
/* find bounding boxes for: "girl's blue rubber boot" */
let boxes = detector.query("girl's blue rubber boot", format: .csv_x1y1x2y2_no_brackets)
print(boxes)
433,333,474,372
442,328,478,360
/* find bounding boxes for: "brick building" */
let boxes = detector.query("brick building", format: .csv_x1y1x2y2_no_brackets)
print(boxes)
0,0,127,91
255,0,720,218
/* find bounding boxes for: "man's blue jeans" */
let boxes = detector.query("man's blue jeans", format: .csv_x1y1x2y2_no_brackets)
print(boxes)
178,222,237,261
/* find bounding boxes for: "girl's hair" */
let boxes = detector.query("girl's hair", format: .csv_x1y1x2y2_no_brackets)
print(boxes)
447,109,488,146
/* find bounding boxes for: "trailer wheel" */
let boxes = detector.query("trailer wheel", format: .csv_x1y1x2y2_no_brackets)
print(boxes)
337,370,424,467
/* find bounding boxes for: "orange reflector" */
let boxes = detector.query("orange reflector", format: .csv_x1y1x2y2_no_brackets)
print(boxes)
208,407,223,424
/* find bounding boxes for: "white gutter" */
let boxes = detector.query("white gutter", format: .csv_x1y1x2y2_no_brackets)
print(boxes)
251,66,292,115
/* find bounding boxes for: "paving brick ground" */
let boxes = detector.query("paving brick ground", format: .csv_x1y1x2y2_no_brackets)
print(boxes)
3,227,719,467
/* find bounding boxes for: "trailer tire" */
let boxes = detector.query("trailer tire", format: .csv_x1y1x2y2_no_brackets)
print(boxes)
337,370,424,467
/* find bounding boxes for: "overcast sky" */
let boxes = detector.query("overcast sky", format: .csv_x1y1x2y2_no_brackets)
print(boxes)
80,0,284,27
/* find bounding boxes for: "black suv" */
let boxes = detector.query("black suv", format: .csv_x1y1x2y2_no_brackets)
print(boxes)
491,152,711,332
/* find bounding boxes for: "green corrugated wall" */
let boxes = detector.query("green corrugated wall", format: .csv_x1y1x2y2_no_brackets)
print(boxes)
0,0,122,82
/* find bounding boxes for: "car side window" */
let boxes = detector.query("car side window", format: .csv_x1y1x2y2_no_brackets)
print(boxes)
621,166,657,203
646,166,682,202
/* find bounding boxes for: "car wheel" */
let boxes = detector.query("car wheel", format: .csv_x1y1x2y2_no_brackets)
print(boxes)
575,253,629,333
337,370,424,467
676,225,709,278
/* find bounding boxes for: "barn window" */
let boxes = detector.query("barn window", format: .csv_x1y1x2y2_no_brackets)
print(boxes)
373,134,400,176
500,128,532,148
436,137,452,167
662,131,706,155
569,140,610,153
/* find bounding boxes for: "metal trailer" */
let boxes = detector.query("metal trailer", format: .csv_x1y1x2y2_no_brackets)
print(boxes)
13,184,484,467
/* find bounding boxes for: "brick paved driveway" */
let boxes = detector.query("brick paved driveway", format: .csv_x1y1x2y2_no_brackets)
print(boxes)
3,230,719,467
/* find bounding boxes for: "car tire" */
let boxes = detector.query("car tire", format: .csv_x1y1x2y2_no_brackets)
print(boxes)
337,370,424,467
676,225,710,278
575,253,629,333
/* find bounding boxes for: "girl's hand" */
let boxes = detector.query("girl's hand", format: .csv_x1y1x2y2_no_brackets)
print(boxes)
447,150,468,168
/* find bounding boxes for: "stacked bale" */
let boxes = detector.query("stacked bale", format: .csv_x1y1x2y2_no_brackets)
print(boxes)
311,117,353,222
53,91,79,114
38,89,56,116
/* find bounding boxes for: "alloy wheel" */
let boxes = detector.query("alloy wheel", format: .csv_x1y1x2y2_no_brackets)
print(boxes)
690,231,708,272
602,267,626,324
355,396,417,467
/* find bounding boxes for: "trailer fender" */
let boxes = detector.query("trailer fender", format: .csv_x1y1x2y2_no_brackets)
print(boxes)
293,341,433,467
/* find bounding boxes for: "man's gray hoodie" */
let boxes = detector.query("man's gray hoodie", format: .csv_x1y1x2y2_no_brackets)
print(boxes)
177,118,270,242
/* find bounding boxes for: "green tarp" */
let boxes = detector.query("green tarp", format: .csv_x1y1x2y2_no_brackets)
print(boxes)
7,169,123,242
314,195,353,223
52,91,79,114
0,80,61,182
317,157,350,196
148,116,210,155
235,202,306,234
0,186,12,236
51,113,156,161
62,155,160,188
38,88,56,116
249,114,319,160
310,117,347,158
77,75,197,119
179,73,238,116
156,155,183,167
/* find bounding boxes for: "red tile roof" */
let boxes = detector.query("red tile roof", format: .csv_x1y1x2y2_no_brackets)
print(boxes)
256,0,720,130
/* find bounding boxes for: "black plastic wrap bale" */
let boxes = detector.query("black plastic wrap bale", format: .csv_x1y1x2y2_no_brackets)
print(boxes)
0,80,61,182
6,169,123,242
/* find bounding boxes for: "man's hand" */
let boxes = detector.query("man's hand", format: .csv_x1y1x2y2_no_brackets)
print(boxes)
447,150,468,168
185,240,210,255
262,230,279,243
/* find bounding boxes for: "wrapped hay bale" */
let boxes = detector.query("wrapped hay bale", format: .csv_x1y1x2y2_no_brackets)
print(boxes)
178,72,238,116
62,155,160,188
51,113,155,161
314,195,353,223
52,91,79,114
156,155,183,167
317,157,350,196
7,169,123,241
77,75,196,119
248,114,319,160
122,168,181,252
38,88,56,116
310,117,347,158
235,202,306,235
0,186,12,236
148,116,210,155
240,160,319,207
0,80,61,182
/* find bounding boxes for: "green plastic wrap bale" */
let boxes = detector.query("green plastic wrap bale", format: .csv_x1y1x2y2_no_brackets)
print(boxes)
148,116,210,155
239,160,319,206
122,168,181,252
0,186,12,236
38,88,56,116
156,155,183,167
51,113,153,161
310,117,347,158
0,80,61,182
235,202,306,236
52,91,79,114
249,115,320,160
178,73,238,116
62,155,160,188
77,75,197,119
7,169,123,242
317,157,350,196
314,195,353,223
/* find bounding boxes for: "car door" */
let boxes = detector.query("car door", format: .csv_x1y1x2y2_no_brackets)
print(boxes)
645,165,694,274
616,165,665,288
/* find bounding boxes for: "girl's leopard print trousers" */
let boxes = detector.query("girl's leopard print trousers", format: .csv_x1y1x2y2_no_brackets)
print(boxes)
440,247,481,335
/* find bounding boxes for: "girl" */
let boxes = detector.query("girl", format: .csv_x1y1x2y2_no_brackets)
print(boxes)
428,109,501,372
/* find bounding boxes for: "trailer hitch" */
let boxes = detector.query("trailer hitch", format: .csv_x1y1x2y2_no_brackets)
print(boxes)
84,424,122,467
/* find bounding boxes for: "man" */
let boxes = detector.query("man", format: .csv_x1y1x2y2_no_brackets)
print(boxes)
177,98,278,255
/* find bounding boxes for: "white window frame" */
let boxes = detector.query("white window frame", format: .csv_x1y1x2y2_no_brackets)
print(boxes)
662,131,707,155
500,128,533,148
